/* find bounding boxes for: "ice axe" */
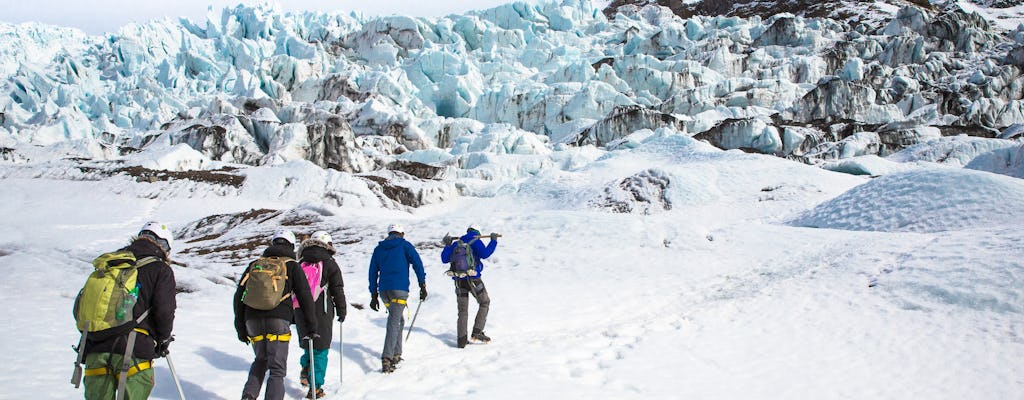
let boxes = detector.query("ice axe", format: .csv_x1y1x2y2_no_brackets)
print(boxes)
165,354,187,400
442,233,502,245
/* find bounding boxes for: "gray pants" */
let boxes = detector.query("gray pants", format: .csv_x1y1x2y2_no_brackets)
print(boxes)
456,278,490,337
380,290,408,359
242,318,290,400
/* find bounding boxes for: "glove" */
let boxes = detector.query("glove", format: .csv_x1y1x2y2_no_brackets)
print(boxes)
490,232,499,241
337,307,347,322
370,293,380,312
302,333,321,341
443,234,453,246
155,336,173,358
419,282,428,301
237,332,249,344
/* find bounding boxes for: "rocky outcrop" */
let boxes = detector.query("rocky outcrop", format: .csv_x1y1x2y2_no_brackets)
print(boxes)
589,169,672,215
573,105,686,147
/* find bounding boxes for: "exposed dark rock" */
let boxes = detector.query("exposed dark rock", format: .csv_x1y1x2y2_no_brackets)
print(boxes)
592,57,616,71
358,170,454,209
387,160,447,180
573,105,686,147
0,147,19,162
318,74,368,102
115,166,244,187
306,115,362,172
754,17,803,47
170,114,264,165
589,169,672,215
605,0,934,21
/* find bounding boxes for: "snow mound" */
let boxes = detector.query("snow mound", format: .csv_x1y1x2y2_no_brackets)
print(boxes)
886,136,1020,166
789,168,1024,232
821,154,922,176
965,143,1024,178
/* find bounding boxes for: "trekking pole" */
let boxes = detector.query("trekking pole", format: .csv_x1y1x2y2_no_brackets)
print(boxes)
405,300,423,342
165,354,187,400
344,323,348,388
71,322,90,388
308,337,316,397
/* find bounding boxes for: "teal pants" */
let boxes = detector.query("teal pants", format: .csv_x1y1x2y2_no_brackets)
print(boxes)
300,347,329,388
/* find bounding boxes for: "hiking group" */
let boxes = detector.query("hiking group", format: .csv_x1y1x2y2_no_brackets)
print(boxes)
71,221,500,400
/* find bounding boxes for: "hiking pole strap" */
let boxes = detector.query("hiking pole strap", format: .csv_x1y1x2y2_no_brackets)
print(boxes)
115,329,139,400
71,321,90,388
405,301,422,342
165,354,187,400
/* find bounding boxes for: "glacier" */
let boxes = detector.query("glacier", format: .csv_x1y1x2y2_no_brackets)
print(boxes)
2,0,1023,182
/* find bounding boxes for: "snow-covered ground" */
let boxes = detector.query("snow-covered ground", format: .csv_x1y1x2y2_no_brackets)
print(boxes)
4,129,1023,399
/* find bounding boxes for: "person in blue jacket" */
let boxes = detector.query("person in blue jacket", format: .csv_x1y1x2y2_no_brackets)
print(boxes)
368,223,426,373
441,223,498,348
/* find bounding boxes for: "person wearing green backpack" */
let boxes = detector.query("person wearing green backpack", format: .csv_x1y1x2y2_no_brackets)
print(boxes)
74,222,178,400
234,230,319,400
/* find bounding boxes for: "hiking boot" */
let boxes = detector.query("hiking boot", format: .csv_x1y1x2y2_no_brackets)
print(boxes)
381,357,396,374
457,335,468,348
471,331,491,343
300,366,310,387
305,387,325,399
393,355,403,366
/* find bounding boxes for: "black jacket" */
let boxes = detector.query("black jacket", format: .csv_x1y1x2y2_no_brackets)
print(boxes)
84,238,176,361
233,243,319,338
294,245,347,349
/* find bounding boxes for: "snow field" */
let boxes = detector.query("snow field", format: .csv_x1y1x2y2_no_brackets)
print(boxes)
2,136,1024,398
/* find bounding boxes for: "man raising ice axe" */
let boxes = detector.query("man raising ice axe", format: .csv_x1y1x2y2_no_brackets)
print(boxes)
441,224,500,348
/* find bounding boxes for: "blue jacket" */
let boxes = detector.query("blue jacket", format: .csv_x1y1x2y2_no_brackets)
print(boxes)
440,232,497,280
368,235,426,293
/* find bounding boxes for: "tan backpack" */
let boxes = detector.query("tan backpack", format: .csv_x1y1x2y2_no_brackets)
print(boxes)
240,256,292,310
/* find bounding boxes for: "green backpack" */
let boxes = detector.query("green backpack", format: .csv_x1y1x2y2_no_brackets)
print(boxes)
74,251,158,332
240,256,293,310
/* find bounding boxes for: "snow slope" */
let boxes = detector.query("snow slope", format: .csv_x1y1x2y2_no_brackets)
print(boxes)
4,128,1024,399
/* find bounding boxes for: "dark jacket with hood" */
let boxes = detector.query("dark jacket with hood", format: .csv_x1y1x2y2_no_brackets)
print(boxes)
233,242,318,338
84,237,176,361
294,239,347,349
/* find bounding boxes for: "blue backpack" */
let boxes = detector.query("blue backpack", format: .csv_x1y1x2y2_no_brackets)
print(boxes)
447,237,479,278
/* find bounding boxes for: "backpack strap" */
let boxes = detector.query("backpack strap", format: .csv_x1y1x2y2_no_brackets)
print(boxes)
134,256,161,268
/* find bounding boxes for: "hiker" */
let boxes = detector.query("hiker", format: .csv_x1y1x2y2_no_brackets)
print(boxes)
76,221,178,400
368,223,426,373
234,230,319,400
294,230,348,399
441,224,498,348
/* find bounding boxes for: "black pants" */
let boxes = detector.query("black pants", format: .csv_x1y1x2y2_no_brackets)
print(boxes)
242,318,290,400
455,278,490,338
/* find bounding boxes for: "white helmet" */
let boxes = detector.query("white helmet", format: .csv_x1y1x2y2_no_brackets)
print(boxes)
139,221,174,249
271,230,296,245
310,230,333,244
467,223,481,233
387,224,405,234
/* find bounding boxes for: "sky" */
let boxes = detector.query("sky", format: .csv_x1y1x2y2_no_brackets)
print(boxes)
0,0,536,35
